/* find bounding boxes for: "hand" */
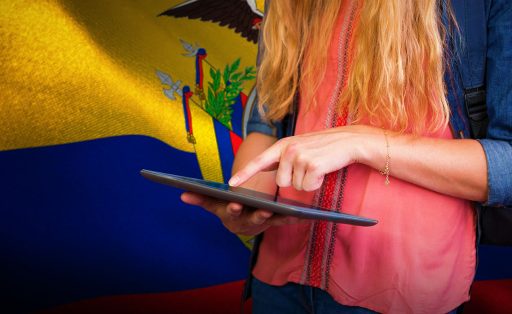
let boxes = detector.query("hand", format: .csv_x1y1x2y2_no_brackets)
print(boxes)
229,125,382,191
181,192,301,236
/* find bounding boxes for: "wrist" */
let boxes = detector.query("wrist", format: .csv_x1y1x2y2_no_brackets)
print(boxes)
355,132,386,169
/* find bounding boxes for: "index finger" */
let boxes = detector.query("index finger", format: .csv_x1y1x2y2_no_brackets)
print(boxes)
229,143,283,186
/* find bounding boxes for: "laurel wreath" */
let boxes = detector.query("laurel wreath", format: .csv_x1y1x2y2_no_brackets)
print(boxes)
205,58,256,128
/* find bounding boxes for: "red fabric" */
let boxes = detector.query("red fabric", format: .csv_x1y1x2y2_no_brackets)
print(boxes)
37,279,512,313
197,54,206,89
184,91,194,134
309,171,339,287
239,92,247,109
464,279,512,314
40,280,250,314
230,131,243,156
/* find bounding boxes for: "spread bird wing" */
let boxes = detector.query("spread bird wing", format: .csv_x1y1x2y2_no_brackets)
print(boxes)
159,0,261,43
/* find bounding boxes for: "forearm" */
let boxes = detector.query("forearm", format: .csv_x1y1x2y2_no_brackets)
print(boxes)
360,132,488,202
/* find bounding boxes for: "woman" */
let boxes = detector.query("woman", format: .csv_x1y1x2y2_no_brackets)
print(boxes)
182,0,512,313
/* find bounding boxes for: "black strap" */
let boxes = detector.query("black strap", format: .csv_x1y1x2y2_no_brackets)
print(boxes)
464,87,488,139
241,233,263,303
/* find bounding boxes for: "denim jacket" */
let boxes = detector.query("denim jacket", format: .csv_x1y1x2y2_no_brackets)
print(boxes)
246,0,512,207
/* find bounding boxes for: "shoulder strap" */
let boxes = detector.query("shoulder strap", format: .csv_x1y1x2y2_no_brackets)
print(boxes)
282,92,299,137
451,0,489,139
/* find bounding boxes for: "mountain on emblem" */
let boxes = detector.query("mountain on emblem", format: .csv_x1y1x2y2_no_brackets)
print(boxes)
159,0,263,43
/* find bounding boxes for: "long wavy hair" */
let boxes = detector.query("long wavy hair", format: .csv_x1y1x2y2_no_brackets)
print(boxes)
257,0,452,134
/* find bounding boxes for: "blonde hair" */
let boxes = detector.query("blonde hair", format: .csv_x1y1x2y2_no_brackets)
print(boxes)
257,0,451,134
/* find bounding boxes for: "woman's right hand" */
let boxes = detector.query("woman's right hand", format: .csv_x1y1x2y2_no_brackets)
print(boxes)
182,132,297,236
181,192,300,236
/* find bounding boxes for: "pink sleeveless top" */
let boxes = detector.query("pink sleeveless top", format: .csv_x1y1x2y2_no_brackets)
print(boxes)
252,1,476,313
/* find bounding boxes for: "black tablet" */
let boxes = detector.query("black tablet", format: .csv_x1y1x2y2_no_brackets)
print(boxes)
140,169,377,226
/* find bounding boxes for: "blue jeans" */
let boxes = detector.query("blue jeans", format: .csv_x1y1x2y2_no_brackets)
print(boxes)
251,277,377,314
251,277,459,314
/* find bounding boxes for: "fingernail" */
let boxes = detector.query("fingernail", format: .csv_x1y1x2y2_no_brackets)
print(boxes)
229,207,241,216
228,176,239,186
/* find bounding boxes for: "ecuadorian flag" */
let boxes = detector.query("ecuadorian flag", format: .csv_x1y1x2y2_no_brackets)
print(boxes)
0,0,511,313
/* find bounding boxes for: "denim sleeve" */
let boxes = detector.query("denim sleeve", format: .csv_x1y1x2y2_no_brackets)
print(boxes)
246,97,280,137
478,0,512,206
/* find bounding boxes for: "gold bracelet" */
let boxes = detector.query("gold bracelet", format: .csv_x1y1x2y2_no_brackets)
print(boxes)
380,130,391,185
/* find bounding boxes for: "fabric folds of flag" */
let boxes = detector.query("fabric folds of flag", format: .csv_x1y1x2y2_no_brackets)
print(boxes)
0,0,511,313
0,0,264,312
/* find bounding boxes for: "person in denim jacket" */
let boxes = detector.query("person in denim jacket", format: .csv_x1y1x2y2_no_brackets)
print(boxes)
182,0,511,313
